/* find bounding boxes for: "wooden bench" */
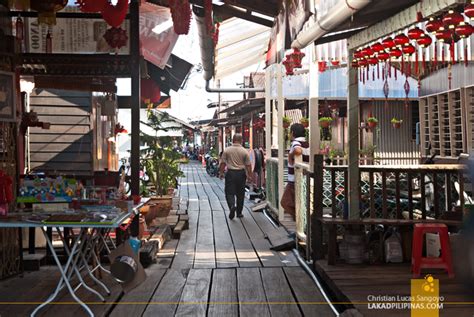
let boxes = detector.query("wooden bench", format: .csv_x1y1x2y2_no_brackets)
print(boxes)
319,217,463,265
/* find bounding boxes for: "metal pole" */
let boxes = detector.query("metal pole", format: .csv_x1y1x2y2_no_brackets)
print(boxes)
130,0,140,236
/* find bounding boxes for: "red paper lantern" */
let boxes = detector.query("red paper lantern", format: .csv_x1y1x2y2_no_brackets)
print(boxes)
377,52,390,61
371,42,385,53
455,22,473,38
367,57,378,65
389,48,402,58
75,0,106,12
169,0,192,35
141,78,161,104
354,50,364,60
443,9,464,30
101,0,129,28
435,28,453,42
358,59,368,67
425,17,443,34
465,4,474,20
30,0,67,25
103,27,128,49
408,27,424,40
362,47,374,57
394,34,409,47
318,61,327,73
382,37,395,50
331,60,340,66
291,48,305,68
416,34,433,48
351,60,359,68
402,44,416,56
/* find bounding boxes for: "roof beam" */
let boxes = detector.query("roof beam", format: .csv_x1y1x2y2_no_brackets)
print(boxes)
222,0,279,17
147,0,273,27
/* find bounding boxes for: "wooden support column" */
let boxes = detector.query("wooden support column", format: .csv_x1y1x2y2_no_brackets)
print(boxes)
276,65,285,220
265,67,272,159
308,45,320,169
347,48,360,220
130,0,140,237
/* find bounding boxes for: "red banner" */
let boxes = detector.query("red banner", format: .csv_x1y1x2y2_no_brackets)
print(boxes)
140,3,179,69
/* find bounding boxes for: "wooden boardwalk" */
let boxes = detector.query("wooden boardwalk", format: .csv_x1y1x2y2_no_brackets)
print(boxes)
0,163,334,317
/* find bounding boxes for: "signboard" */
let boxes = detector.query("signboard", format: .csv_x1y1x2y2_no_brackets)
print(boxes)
24,7,130,54
140,3,179,69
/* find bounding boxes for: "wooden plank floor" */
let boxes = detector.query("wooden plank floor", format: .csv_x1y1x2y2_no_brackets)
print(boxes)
315,260,474,317
0,163,334,317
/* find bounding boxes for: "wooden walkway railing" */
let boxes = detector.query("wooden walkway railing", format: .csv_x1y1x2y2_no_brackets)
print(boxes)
287,156,468,265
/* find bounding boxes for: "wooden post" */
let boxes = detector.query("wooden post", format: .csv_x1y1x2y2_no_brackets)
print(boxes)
277,65,285,220
265,67,272,159
347,48,360,219
130,0,140,237
308,45,320,169
312,155,324,263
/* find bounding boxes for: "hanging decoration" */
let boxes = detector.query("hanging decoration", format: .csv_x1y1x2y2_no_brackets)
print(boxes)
75,0,106,12
103,27,128,49
290,48,306,68
30,0,67,25
394,34,410,47
169,0,192,35
416,33,432,72
101,0,129,28
317,61,327,73
141,78,161,105
442,9,464,30
283,58,295,75
426,17,443,34
330,59,340,67
204,0,214,35
383,78,390,108
465,2,474,20
404,78,410,107
455,22,473,38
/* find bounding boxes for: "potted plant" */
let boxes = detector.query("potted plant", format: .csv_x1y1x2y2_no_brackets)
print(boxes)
300,117,309,128
391,117,403,129
283,116,291,129
319,117,333,128
140,110,185,222
367,116,378,129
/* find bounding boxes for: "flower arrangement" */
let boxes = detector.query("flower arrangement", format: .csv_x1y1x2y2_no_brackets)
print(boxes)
391,117,403,129
319,117,333,128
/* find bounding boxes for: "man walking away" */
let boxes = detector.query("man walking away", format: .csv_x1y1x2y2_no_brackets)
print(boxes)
219,134,252,219
281,123,310,221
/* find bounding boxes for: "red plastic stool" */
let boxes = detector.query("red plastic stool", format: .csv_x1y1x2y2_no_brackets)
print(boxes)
411,223,454,278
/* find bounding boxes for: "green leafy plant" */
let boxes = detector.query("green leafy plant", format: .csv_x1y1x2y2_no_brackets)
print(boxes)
360,145,377,157
140,110,185,197
367,117,378,123
391,117,402,124
319,117,333,124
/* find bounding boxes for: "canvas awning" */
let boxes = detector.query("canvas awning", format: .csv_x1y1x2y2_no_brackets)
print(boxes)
214,18,271,79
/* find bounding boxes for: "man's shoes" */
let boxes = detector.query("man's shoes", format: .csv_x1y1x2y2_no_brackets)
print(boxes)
229,207,236,220
236,213,244,218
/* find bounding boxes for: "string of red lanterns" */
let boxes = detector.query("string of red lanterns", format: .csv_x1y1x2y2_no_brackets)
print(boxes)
351,4,473,83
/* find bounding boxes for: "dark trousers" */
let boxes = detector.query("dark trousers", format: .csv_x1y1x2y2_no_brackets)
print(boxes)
225,169,246,215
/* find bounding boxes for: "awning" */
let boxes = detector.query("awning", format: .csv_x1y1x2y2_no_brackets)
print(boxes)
219,98,265,116
214,18,270,79
147,55,193,95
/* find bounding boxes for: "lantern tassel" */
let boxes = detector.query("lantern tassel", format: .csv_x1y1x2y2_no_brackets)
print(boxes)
388,61,391,78
394,65,397,80
465,45,469,67
415,49,419,76
382,65,385,81
366,65,369,82
422,50,426,72
450,42,455,65
434,44,438,68
442,45,445,65
377,63,380,79
372,67,375,81
401,55,404,74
